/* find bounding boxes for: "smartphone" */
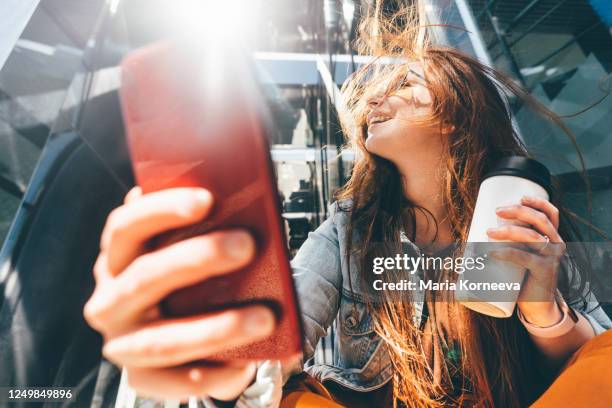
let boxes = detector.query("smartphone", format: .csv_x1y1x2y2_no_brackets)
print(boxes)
118,41,303,361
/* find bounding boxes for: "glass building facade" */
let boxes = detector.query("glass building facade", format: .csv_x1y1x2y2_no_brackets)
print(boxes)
0,0,105,244
427,0,612,239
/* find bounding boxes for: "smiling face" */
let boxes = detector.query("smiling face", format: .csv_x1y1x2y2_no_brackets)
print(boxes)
363,61,446,165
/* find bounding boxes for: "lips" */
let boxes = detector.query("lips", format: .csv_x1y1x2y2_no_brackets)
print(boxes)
367,116,392,127
368,117,391,128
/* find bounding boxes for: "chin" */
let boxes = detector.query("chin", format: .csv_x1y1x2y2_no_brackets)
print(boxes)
365,133,395,161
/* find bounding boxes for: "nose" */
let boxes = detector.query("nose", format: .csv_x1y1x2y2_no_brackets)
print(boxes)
366,91,385,108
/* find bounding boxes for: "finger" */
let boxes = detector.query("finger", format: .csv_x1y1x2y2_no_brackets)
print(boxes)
491,248,558,302
103,305,275,368
496,204,561,243
487,225,545,244
520,196,560,230
101,188,213,274
92,253,112,284
124,187,143,204
125,362,257,402
490,247,544,271
487,225,565,256
86,230,255,328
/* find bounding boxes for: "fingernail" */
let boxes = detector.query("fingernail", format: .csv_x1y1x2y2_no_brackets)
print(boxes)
243,307,275,335
495,206,513,213
223,231,254,259
179,190,211,217
194,189,212,205
521,196,532,202
487,227,500,234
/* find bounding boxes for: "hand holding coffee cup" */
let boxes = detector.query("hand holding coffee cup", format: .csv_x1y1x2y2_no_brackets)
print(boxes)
487,195,567,326
456,156,566,322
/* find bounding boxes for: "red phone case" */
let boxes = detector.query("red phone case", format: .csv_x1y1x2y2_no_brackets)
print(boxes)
119,41,303,361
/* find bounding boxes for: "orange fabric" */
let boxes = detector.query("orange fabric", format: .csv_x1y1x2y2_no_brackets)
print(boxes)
280,391,345,408
531,329,612,408
281,331,612,408
280,373,345,408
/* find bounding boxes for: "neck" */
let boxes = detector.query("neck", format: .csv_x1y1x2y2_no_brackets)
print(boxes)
394,157,454,250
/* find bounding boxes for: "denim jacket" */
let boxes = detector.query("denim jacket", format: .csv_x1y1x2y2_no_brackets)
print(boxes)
115,201,612,408
221,200,612,408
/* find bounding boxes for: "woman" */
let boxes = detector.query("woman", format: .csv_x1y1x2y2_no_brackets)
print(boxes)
84,4,612,408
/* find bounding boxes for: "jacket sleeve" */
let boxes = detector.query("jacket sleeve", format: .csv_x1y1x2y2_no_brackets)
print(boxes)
567,258,612,334
290,204,343,360
217,204,345,408
576,286,612,335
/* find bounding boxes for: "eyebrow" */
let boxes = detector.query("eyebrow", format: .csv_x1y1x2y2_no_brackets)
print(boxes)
407,68,425,81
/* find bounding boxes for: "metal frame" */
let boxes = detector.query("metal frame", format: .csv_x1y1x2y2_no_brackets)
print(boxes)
455,0,494,66
491,0,570,60
530,20,604,67
486,8,525,84
475,0,498,20
483,0,605,73
485,0,545,49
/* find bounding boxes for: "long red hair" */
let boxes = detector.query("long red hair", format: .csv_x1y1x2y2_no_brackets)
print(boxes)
336,2,598,407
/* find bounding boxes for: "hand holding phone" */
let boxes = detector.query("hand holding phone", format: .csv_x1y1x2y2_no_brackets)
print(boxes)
84,187,274,401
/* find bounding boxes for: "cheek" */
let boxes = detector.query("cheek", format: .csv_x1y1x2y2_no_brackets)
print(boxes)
398,87,433,120
413,86,432,105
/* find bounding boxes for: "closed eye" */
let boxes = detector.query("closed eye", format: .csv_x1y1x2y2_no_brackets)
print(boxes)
388,77,414,94
399,78,414,88
408,68,425,81
399,68,425,90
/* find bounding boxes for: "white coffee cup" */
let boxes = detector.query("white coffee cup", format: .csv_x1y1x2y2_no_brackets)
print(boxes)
455,156,551,318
